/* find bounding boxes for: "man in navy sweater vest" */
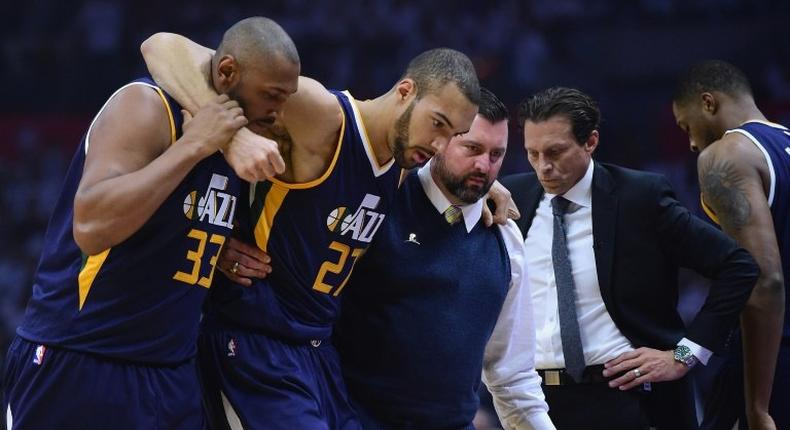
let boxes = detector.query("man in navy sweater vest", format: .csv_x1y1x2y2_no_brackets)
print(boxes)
334,88,554,430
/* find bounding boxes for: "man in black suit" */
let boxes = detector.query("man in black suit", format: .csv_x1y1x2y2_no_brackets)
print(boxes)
499,87,759,430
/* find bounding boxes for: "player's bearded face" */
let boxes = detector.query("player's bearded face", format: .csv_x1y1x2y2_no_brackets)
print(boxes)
227,80,276,136
432,150,493,204
392,99,416,168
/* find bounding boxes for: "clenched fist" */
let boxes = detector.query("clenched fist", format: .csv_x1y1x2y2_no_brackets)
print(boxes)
181,94,248,157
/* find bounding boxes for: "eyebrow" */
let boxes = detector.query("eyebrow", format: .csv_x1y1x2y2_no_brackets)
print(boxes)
433,111,454,129
268,86,297,96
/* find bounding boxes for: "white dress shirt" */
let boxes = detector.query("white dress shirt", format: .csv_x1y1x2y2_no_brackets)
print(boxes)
523,160,711,369
418,163,555,430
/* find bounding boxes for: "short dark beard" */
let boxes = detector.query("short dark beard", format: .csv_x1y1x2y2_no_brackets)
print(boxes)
432,151,492,204
392,99,416,168
704,126,721,149
226,85,246,113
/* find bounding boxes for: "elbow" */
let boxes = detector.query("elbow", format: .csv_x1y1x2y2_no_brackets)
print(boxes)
72,221,108,256
744,270,785,315
754,271,785,296
140,32,172,61
72,195,110,256
140,33,158,57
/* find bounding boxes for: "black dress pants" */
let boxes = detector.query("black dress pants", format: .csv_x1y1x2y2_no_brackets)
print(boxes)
544,382,651,430
544,378,699,430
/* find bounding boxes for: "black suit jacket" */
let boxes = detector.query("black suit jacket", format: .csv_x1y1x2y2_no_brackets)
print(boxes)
501,162,758,428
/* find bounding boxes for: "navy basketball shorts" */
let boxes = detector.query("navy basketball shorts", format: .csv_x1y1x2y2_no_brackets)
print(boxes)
197,322,361,430
2,336,206,430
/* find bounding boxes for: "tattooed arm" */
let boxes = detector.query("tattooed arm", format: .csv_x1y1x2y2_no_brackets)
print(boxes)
698,134,784,430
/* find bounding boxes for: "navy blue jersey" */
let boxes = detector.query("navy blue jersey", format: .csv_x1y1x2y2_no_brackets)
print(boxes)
703,120,790,338
207,90,401,342
18,78,242,365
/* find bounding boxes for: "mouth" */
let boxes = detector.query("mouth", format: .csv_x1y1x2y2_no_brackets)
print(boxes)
411,149,433,166
254,117,276,128
539,177,560,186
466,175,486,188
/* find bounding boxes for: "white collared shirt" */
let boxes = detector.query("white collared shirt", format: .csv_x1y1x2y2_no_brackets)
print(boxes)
524,161,711,369
417,161,555,430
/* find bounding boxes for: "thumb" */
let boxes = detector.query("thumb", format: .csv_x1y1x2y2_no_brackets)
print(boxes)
482,204,494,227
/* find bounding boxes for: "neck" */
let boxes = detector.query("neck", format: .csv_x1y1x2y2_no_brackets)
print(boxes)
721,97,767,130
358,92,397,165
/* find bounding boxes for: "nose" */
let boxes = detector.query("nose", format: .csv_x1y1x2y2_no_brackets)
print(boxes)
473,154,490,173
689,139,699,153
430,137,448,153
537,156,553,174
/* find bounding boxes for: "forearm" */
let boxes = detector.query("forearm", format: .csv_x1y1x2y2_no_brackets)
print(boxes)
74,139,208,254
485,348,552,430
486,375,552,430
141,33,216,113
741,275,785,416
685,246,758,350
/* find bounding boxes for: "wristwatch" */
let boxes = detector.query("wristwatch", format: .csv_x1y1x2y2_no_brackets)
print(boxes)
673,345,699,368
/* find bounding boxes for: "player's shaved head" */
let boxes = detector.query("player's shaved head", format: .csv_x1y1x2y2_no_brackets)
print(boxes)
211,17,300,136
673,60,752,106
403,48,480,106
215,17,299,71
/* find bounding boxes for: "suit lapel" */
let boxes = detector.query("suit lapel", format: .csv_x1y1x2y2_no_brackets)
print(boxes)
591,163,618,307
518,180,543,238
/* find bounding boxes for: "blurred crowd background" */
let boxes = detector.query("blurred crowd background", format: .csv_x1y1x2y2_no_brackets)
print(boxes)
2,1,789,425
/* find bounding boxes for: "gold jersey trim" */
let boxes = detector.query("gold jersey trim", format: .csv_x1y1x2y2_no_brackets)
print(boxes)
78,249,111,310
254,184,289,251
700,194,721,226
267,99,347,190
77,81,176,310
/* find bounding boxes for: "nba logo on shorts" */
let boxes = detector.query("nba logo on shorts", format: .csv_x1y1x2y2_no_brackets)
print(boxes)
32,345,46,365
227,338,237,357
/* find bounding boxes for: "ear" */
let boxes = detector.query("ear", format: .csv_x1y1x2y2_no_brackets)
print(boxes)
584,130,599,154
701,92,718,115
215,55,240,91
395,79,416,101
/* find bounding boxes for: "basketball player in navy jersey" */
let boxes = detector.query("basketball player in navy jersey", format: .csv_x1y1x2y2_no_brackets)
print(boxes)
334,88,554,430
141,35,482,429
673,60,789,430
2,17,299,430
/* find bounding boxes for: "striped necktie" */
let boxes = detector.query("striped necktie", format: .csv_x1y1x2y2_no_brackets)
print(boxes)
443,205,463,225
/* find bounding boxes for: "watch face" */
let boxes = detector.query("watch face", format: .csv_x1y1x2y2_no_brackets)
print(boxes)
674,345,694,365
